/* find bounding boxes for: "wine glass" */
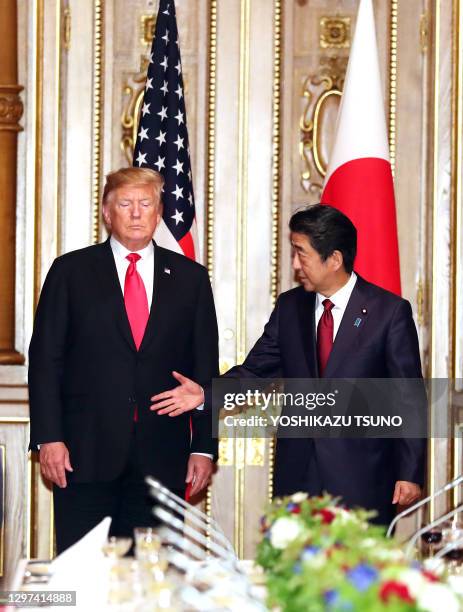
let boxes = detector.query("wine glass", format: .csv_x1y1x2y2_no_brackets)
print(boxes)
134,527,162,562
102,536,133,559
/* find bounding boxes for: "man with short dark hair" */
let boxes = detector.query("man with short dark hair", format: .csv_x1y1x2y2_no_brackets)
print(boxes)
151,204,425,525
29,167,219,552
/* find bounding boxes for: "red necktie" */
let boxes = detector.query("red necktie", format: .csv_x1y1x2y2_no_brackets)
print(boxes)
317,298,334,377
124,253,149,350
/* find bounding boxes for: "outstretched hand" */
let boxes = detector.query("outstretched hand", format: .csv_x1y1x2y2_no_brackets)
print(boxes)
150,371,204,416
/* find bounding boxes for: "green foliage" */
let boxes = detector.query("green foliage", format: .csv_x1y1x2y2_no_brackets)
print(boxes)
255,493,462,612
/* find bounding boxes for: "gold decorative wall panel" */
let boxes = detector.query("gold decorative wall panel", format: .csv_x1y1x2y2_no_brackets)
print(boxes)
299,56,346,194
91,0,104,244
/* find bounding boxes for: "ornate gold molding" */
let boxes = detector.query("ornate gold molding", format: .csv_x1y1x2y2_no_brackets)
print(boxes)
206,0,218,276
299,56,346,195
0,85,24,132
140,14,156,46
420,12,429,54
319,16,351,49
204,0,218,549
121,58,148,166
91,1,104,245
388,0,398,174
63,7,71,51
268,0,282,505
271,0,282,303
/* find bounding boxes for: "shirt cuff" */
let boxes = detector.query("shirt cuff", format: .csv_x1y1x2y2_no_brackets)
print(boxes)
190,452,213,460
194,387,205,410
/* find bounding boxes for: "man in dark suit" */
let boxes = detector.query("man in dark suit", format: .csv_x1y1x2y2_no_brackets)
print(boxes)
151,204,425,525
29,167,219,552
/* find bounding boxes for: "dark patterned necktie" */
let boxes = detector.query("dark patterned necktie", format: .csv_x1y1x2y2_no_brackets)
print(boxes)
317,298,334,377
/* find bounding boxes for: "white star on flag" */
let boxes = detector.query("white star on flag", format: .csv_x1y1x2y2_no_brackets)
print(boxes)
149,52,154,63
136,151,147,166
173,135,184,150
157,106,168,121
172,159,184,175
154,155,166,171
175,60,181,74
175,110,184,125
160,80,168,95
172,185,184,200
160,56,168,70
155,130,167,145
188,193,194,206
162,5,170,15
171,209,184,224
175,85,183,99
138,127,149,141
141,103,151,116
162,29,169,44
145,77,153,90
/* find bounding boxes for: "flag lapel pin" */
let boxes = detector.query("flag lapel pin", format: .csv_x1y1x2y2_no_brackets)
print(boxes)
354,317,362,328
164,268,171,275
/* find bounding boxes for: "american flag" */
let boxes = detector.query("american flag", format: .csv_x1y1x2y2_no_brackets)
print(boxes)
133,0,198,260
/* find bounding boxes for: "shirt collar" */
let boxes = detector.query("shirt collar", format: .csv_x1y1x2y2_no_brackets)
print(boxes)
110,235,154,261
316,272,357,311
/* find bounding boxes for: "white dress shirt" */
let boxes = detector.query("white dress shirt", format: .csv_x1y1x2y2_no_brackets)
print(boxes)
110,236,154,308
110,236,211,460
315,272,358,340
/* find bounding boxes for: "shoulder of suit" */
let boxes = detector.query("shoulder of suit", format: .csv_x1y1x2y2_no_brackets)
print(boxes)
156,245,209,276
355,276,411,309
52,242,106,267
275,285,308,305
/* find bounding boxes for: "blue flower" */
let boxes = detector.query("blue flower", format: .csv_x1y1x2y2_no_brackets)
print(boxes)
324,591,353,611
324,590,338,605
293,562,302,574
346,564,378,592
301,546,320,561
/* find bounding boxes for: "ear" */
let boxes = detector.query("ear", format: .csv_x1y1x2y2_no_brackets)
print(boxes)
330,250,344,272
102,204,111,227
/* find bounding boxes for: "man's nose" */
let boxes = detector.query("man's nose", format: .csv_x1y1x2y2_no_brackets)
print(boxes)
130,203,142,217
292,253,300,270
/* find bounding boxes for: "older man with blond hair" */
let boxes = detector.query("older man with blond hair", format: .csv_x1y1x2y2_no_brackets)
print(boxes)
29,167,219,552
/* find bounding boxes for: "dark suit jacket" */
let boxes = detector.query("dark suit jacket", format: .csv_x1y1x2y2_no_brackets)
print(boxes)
221,275,425,524
29,240,219,490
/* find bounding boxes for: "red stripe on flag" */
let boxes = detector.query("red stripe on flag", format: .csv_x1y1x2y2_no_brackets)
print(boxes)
321,157,401,295
179,231,196,261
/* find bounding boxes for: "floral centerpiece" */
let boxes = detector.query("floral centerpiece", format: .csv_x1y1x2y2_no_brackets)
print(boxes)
256,493,462,612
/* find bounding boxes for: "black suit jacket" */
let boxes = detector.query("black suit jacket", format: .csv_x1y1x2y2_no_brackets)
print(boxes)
221,275,425,524
29,240,219,490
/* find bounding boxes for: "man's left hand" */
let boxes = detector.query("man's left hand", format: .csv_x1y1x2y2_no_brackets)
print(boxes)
392,480,421,505
186,455,213,497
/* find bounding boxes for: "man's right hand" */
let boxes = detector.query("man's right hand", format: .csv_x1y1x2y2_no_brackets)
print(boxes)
150,371,204,416
39,442,73,488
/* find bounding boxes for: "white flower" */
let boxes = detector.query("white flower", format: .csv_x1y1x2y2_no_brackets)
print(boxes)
417,582,460,612
373,548,404,562
447,575,463,597
290,492,308,503
397,569,427,599
270,517,304,549
360,538,377,548
332,507,360,526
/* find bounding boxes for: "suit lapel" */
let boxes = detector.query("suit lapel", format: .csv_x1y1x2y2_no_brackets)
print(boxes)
296,289,319,376
94,239,137,351
324,276,369,377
